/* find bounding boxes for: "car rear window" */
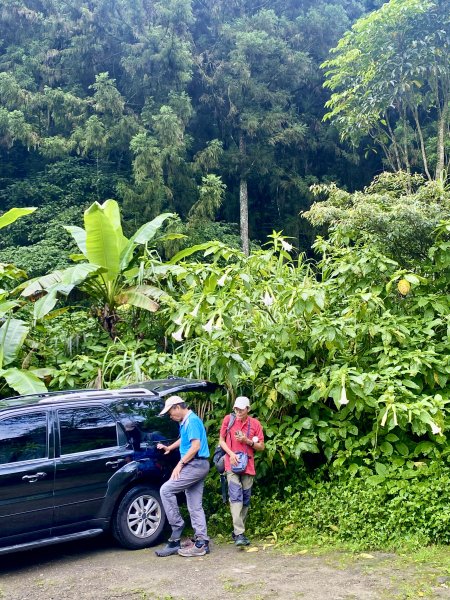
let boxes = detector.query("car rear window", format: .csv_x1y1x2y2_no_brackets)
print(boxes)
110,399,179,445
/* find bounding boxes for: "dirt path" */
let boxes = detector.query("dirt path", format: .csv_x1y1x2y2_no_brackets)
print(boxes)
0,536,448,600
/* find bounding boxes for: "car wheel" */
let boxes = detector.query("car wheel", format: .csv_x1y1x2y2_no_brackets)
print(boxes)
113,486,165,549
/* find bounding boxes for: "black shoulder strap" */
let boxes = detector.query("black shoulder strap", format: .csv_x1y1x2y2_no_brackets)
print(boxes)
225,412,236,441
226,412,236,432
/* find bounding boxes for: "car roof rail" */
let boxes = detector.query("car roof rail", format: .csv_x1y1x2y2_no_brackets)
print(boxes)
37,388,156,403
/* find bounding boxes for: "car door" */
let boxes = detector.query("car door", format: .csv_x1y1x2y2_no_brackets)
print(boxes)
109,398,181,477
53,404,132,532
0,410,54,546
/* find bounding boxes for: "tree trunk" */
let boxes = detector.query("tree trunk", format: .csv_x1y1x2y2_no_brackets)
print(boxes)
412,105,432,181
436,101,448,182
239,133,249,256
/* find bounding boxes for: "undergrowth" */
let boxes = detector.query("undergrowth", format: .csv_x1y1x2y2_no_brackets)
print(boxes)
205,462,450,552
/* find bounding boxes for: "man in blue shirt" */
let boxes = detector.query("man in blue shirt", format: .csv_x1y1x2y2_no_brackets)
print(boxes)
155,395,210,557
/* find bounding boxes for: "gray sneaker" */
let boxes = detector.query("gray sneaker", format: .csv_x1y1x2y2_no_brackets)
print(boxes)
177,541,209,557
234,534,250,546
155,539,181,557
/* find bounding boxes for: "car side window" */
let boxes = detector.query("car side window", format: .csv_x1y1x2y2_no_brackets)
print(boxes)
58,406,118,455
0,412,48,465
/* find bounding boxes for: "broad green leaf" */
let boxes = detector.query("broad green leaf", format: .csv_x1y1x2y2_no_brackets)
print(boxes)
20,270,67,297
0,207,36,229
127,285,167,300
33,291,58,321
375,462,388,476
380,441,393,456
0,300,20,316
21,264,101,297
395,442,409,457
116,290,159,312
84,200,126,277
0,318,28,366
1,367,47,394
170,242,221,264
132,213,174,245
64,225,87,256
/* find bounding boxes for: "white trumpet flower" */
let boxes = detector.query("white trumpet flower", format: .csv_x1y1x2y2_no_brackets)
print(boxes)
190,303,200,318
339,386,349,405
430,422,442,435
217,274,227,287
172,326,184,342
281,239,293,252
263,291,275,306
202,317,215,333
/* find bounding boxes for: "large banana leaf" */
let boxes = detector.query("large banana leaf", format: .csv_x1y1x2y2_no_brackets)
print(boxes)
0,318,28,367
1,368,47,394
0,300,20,317
0,207,36,229
132,213,175,244
20,270,68,297
84,200,128,278
120,213,175,270
115,288,159,312
64,225,87,255
20,263,102,298
33,290,58,321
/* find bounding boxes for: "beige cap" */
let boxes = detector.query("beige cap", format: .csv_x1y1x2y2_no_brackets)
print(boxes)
234,396,250,409
159,395,184,415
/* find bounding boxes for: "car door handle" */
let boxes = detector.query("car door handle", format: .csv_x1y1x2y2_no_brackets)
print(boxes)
22,472,47,483
105,460,123,469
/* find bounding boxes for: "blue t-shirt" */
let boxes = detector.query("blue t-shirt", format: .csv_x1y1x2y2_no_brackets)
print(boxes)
180,411,209,459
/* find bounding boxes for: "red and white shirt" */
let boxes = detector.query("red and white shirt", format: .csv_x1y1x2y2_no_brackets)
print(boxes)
219,414,264,476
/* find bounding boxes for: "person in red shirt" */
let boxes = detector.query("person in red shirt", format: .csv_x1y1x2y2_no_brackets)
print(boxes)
219,396,265,546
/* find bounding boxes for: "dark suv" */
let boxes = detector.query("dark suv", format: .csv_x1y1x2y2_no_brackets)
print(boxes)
0,377,218,555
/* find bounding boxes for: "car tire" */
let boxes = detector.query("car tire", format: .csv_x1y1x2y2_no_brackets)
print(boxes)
113,486,166,549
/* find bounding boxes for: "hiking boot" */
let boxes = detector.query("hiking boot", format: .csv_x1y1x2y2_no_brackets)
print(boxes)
155,539,181,557
181,538,211,554
177,540,209,557
234,533,250,547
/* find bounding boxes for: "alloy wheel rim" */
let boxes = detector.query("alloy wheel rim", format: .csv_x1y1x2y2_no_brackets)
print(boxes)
127,494,161,538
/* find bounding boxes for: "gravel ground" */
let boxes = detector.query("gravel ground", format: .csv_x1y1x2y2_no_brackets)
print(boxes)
0,536,448,600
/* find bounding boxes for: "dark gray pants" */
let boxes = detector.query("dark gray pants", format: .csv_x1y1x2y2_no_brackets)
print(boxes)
160,458,210,541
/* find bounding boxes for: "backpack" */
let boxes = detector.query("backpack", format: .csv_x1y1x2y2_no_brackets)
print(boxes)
212,413,236,473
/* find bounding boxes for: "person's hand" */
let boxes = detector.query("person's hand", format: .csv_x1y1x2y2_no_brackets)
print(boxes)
235,430,244,442
171,462,183,480
157,443,170,454
229,451,239,466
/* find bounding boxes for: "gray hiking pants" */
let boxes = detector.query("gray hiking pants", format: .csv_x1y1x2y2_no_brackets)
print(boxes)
160,458,210,541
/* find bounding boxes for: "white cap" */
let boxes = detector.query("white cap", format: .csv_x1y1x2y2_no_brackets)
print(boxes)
234,396,250,410
159,395,184,415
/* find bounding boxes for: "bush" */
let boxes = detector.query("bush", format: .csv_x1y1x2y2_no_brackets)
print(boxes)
244,463,450,550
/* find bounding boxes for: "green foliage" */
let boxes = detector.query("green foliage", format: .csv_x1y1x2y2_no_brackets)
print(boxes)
322,0,450,181
246,462,450,549
19,200,176,337
305,171,450,265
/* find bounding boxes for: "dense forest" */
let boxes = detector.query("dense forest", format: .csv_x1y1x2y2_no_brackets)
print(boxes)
1,0,450,549
0,0,390,268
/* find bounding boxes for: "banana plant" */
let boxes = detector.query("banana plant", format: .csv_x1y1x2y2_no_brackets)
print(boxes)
0,207,48,395
20,200,180,338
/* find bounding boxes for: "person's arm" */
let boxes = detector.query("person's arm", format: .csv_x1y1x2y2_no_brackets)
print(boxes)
157,438,181,454
237,419,265,452
171,439,200,480
219,434,239,466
